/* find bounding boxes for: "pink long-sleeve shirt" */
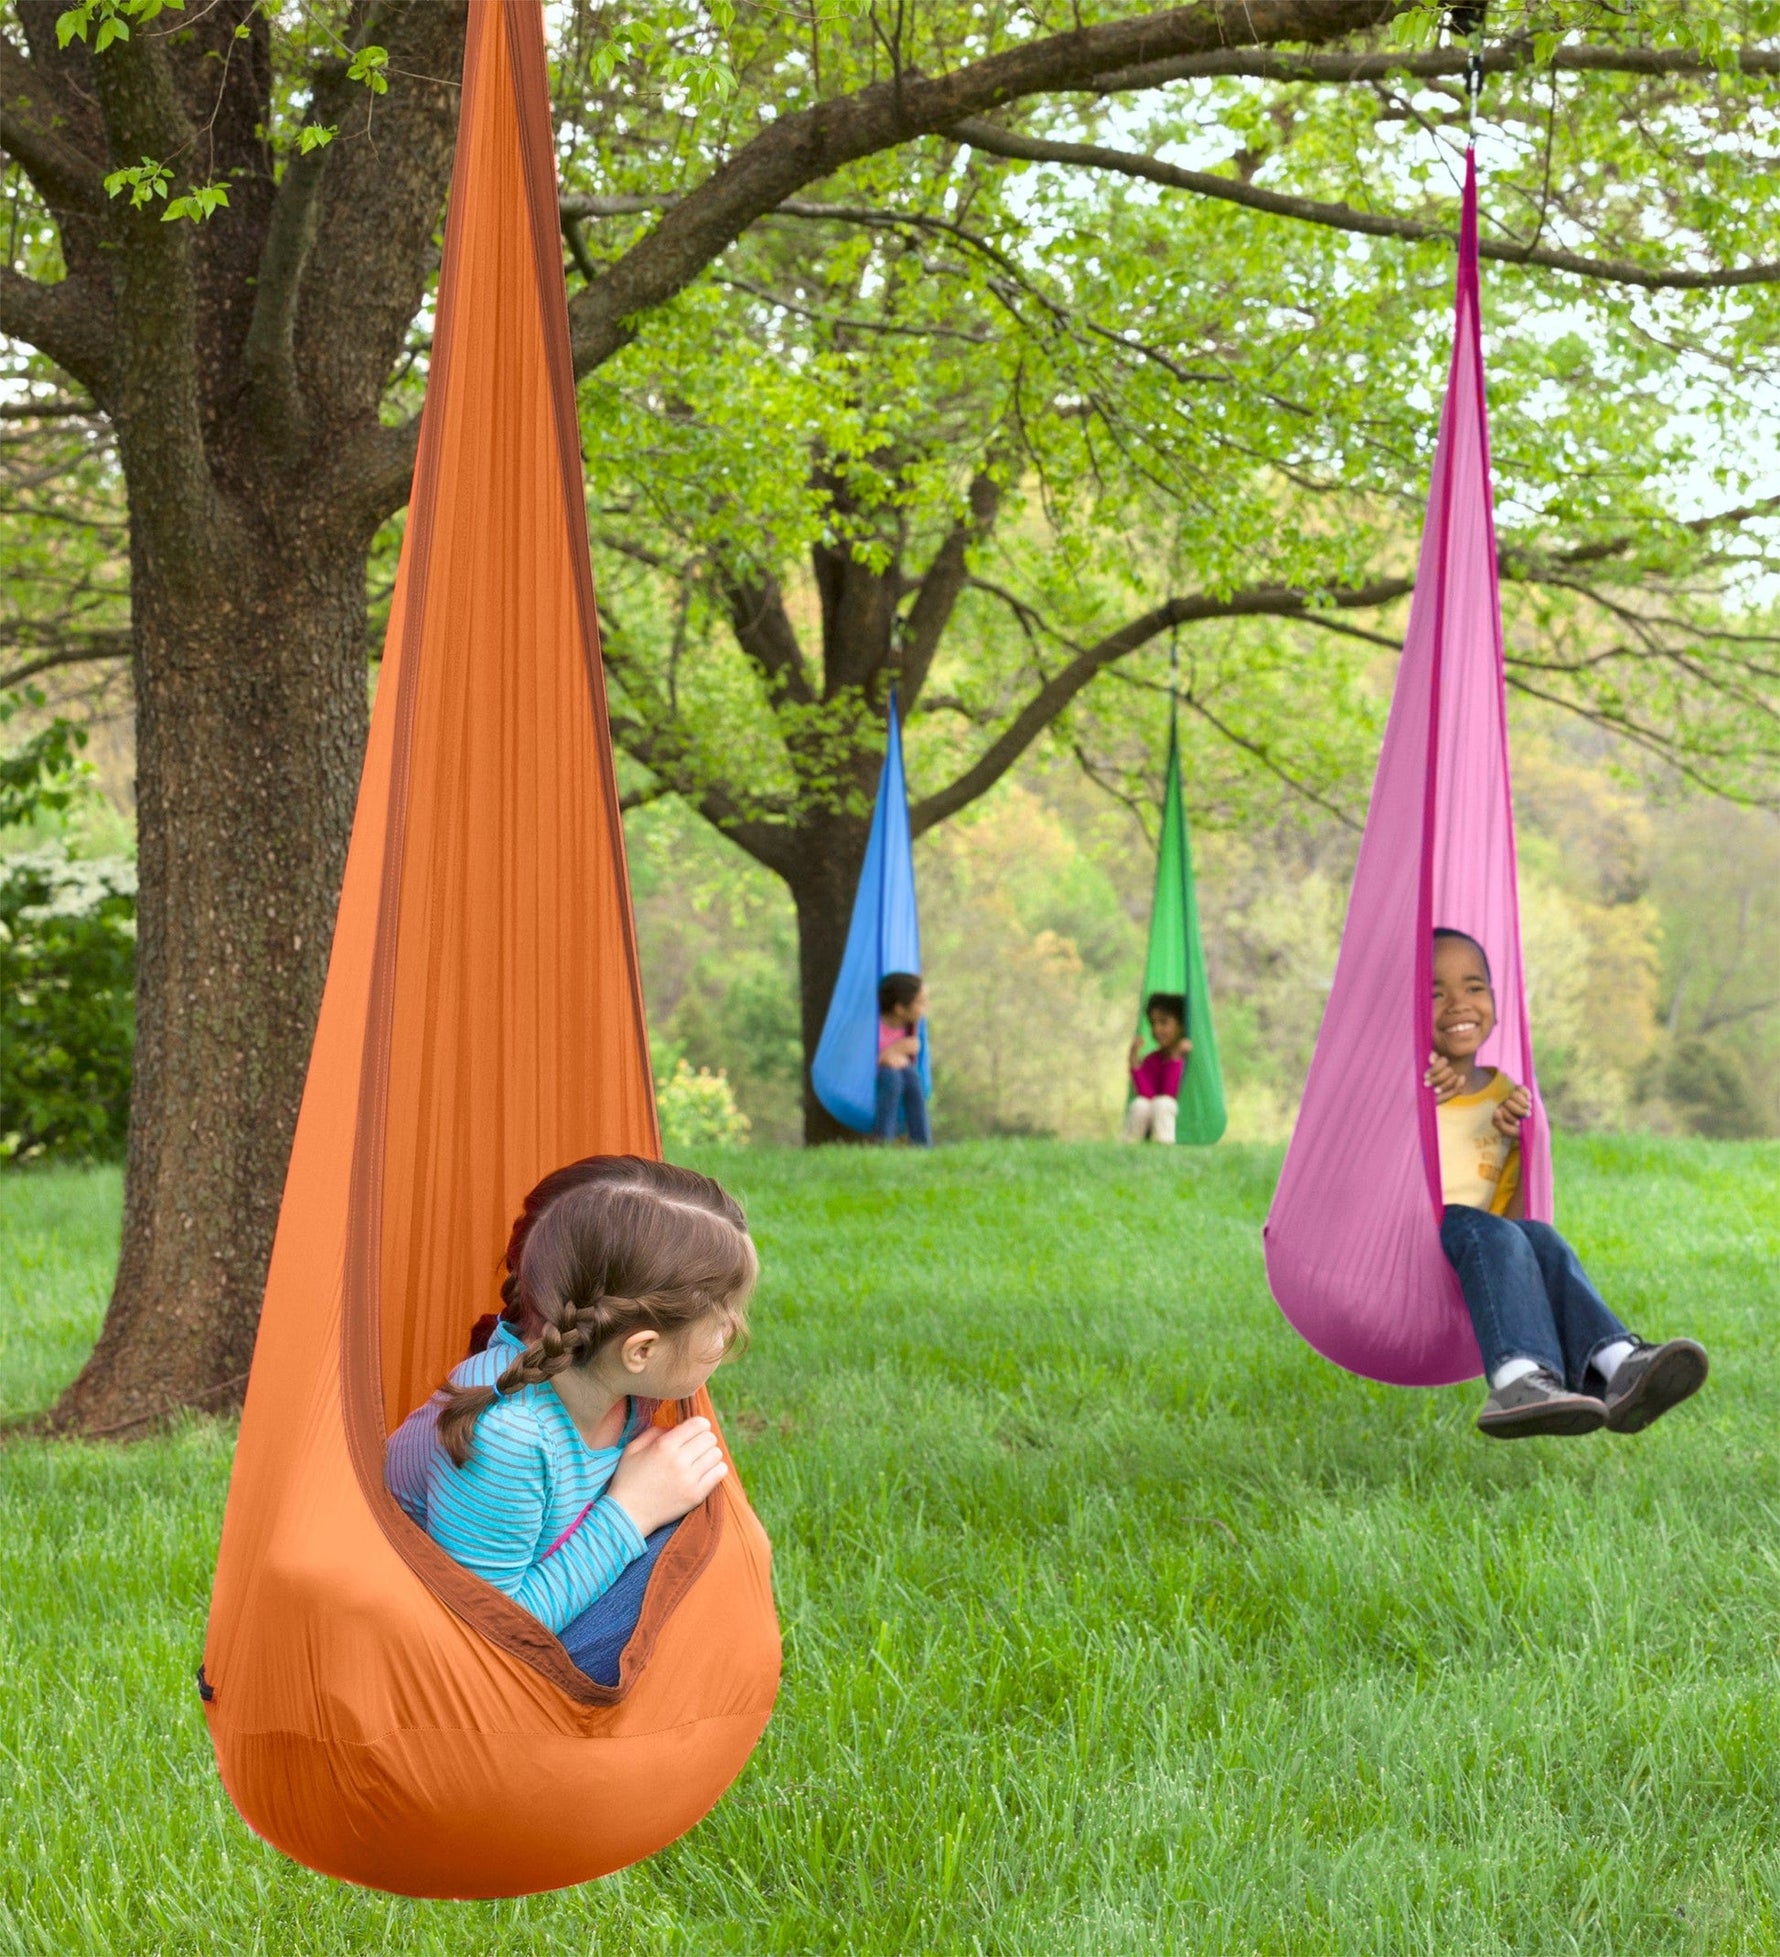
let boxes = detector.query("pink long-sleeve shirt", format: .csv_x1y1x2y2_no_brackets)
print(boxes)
1131,1050,1185,1099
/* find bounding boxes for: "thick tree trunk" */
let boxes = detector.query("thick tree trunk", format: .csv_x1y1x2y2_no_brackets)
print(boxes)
50,519,367,1436
788,821,871,1145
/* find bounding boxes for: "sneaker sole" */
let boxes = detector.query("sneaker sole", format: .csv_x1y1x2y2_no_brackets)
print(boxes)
1477,1398,1607,1440
1605,1340,1709,1434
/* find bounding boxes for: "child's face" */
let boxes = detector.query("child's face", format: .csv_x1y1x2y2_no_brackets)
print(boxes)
1147,1007,1184,1048
1431,938,1496,1062
620,1311,741,1400
895,985,928,1027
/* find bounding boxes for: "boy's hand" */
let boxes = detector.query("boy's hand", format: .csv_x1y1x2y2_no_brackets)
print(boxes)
608,1415,727,1539
1493,1084,1532,1137
1424,1051,1466,1102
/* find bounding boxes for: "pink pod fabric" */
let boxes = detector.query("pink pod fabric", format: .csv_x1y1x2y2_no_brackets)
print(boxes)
1264,151,1551,1387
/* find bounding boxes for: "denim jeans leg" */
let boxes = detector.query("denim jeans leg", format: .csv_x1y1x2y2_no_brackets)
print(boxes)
902,1066,931,1146
1440,1205,1567,1380
872,1064,901,1141
1511,1220,1632,1390
558,1521,678,1686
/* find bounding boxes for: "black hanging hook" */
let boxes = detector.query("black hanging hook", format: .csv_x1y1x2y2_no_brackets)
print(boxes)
1448,3,1488,135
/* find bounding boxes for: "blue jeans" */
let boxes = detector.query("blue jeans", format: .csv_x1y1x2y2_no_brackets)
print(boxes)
558,1522,677,1686
873,1063,931,1144
1440,1206,1632,1391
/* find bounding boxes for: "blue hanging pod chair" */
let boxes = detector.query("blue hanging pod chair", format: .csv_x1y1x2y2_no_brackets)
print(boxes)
811,691,930,1131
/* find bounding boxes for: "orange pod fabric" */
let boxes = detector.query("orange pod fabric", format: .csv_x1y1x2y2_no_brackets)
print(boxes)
200,0,779,1897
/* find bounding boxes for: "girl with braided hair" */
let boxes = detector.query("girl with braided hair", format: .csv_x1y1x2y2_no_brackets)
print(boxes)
386,1155,757,1684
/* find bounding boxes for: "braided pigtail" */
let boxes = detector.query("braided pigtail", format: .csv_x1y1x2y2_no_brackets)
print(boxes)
439,1293,618,1466
432,1156,756,1467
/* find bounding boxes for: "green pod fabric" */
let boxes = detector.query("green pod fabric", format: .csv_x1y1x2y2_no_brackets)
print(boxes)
1133,706,1226,1144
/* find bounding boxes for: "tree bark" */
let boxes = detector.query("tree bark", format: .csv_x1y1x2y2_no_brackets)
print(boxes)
787,825,873,1146
49,523,370,1434
3,0,466,1434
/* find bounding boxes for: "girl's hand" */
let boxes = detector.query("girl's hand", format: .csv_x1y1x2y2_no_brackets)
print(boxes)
1424,1051,1466,1102
1127,1035,1145,1069
607,1416,727,1539
1493,1084,1532,1137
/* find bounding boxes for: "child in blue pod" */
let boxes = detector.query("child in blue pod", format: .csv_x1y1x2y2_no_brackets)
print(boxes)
386,1155,755,1683
1426,928,1708,1440
874,970,931,1145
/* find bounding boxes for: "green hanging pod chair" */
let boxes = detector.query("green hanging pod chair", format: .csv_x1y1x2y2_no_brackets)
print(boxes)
1132,701,1227,1144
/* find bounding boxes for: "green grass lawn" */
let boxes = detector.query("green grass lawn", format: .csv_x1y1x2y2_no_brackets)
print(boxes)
2,1139,1777,1955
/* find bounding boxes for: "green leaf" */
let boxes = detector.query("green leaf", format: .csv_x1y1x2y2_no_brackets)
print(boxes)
102,158,173,210
93,14,129,50
161,181,230,224
297,124,338,155
55,6,90,46
0,715,90,830
347,43,389,94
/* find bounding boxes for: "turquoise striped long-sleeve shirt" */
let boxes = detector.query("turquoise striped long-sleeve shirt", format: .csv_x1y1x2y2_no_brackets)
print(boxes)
385,1321,648,1634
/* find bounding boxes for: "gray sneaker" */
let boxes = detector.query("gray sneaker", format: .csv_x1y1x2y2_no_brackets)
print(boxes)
1603,1339,1709,1434
1477,1368,1607,1440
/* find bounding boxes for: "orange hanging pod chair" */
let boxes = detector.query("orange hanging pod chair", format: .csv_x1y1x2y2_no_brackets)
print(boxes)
199,0,780,1897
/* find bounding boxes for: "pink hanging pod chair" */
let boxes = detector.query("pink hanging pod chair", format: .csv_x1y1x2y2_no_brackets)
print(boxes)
1264,151,1553,1387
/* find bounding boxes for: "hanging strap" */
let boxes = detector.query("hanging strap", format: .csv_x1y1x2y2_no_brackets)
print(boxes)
1449,3,1488,141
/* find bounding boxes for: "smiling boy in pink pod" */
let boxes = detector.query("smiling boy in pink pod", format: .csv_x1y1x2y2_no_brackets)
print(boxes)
1427,928,1708,1440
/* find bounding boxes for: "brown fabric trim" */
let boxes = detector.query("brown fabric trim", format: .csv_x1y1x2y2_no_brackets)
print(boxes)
507,0,660,1154
338,0,717,1713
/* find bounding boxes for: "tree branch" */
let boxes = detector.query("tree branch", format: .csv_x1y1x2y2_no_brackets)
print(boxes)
910,574,1411,832
0,33,106,216
244,139,333,459
1089,37,1780,94
560,192,671,218
606,701,801,875
325,415,423,545
1178,687,1363,829
1694,994,1780,1036
899,459,1005,706
947,119,1780,291
0,633,132,691
600,616,805,872
0,397,100,419
293,1,467,439
568,0,1407,376
1503,672,1772,804
84,18,222,579
0,269,115,399
720,570,817,708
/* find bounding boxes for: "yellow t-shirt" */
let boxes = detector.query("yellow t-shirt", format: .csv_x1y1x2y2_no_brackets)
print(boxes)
1436,1069,1522,1214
